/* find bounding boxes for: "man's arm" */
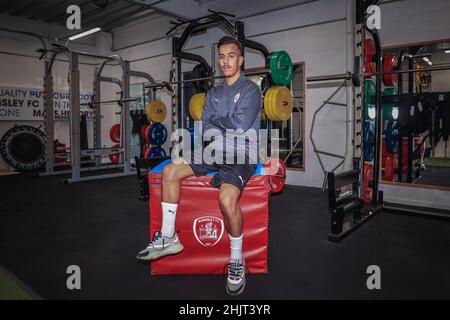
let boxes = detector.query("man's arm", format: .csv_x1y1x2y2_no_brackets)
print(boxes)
200,90,219,133
209,85,261,132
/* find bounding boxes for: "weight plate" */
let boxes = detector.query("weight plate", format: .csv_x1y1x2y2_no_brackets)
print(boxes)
148,123,167,145
385,120,399,153
382,87,398,120
364,79,376,120
148,145,167,158
146,100,167,123
263,158,287,194
363,121,375,161
109,124,120,143
264,86,293,121
268,51,293,86
189,93,206,121
365,38,376,74
109,143,121,164
263,86,276,121
383,53,398,87
143,144,152,158
144,124,152,145
363,162,374,205
192,64,209,92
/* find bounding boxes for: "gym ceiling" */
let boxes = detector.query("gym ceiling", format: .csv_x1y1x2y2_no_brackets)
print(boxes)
0,0,319,32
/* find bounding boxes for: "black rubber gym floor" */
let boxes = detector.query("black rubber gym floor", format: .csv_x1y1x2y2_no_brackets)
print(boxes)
1,173,450,299
416,166,450,187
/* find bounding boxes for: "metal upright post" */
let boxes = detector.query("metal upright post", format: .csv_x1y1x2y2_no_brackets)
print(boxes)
354,0,364,198
70,53,81,182
44,61,54,174
122,61,132,174
93,67,102,167
371,30,382,207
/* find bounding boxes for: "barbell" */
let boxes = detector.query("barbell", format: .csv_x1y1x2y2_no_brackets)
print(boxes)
307,63,450,83
188,86,294,122
80,97,139,107
144,50,294,90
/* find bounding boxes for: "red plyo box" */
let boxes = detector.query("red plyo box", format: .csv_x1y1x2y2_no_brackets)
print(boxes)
148,160,270,275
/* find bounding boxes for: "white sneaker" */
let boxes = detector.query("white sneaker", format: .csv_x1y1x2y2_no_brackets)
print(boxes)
225,258,246,295
136,231,184,261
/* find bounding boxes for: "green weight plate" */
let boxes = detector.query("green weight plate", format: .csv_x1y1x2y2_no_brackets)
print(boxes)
382,87,398,120
268,51,293,86
192,64,209,92
364,79,376,120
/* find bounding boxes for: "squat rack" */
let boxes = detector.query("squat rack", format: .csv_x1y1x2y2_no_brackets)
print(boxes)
311,0,450,242
40,45,156,183
169,10,270,132
145,11,303,165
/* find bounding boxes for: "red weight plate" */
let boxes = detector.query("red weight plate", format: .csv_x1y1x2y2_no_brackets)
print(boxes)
365,39,376,74
264,158,286,194
143,144,152,158
141,125,148,141
109,124,121,143
383,53,398,87
144,124,152,145
384,154,393,181
363,162,373,205
109,143,121,164
393,154,399,182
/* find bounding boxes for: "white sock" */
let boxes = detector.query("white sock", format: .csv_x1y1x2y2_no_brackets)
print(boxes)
161,202,178,237
229,234,243,261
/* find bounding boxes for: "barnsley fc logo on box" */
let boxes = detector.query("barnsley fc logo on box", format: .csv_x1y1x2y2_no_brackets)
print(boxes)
193,216,224,247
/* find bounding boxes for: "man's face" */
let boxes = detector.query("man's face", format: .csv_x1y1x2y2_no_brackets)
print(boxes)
218,43,243,78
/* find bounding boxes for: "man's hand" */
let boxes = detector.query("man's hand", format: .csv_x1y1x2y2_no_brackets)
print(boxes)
172,157,189,165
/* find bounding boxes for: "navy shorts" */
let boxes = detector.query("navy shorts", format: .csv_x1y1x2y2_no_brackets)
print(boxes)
189,162,257,192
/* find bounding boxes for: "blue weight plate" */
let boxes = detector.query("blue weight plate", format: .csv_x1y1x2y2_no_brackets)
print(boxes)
363,121,375,161
385,120,399,154
148,123,167,145
149,146,167,158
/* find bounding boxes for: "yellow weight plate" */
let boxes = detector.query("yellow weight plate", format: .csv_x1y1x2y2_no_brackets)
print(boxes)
264,87,277,121
267,86,282,121
189,93,206,121
277,86,293,121
269,87,280,121
146,100,167,123
268,86,293,121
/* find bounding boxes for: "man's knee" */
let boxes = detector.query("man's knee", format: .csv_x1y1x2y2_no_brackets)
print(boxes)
219,191,239,214
162,163,193,183
162,163,179,182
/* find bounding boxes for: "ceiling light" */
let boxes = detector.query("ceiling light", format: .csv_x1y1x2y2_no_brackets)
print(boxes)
422,56,432,66
68,27,101,41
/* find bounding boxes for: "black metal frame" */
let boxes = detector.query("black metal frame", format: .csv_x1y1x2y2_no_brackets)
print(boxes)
171,10,270,130
327,158,383,242
134,156,169,201
327,0,450,242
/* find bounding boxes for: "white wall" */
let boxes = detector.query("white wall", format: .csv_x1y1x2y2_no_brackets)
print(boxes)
379,0,450,47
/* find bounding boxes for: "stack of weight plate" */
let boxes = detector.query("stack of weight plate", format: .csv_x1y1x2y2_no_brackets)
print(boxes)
141,100,167,158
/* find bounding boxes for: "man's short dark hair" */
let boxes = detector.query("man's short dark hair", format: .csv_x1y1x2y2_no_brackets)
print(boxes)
217,36,242,55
